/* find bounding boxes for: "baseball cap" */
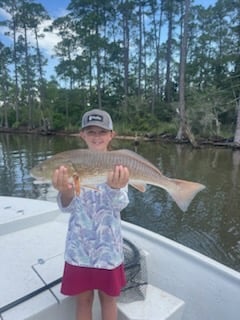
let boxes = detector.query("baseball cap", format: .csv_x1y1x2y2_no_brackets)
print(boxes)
81,109,113,130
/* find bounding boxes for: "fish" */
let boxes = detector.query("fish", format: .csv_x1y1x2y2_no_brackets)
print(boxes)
30,148,205,212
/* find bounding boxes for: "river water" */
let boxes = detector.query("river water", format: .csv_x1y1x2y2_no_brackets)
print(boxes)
0,133,239,272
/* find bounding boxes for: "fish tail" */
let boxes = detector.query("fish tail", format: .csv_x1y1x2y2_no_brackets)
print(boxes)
168,179,205,212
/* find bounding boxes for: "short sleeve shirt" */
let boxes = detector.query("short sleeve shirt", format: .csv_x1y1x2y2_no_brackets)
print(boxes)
58,183,129,270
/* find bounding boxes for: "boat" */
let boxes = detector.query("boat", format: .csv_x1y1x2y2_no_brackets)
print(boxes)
0,196,239,320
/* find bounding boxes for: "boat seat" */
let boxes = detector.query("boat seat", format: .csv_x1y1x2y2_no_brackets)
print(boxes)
117,284,185,320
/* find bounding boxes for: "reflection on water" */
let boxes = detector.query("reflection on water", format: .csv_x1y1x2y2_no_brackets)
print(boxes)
0,133,239,272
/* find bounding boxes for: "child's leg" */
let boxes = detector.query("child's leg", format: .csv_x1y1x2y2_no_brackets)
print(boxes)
76,290,94,320
98,291,118,320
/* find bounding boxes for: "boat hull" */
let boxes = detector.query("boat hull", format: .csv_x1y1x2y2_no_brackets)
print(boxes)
0,197,239,320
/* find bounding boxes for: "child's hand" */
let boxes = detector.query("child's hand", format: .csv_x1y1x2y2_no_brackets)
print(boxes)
52,166,73,192
107,165,129,189
52,166,72,192
52,166,74,206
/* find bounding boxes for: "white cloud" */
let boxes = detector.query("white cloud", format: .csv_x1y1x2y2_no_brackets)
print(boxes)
0,6,70,78
0,8,11,44
31,7,70,56
0,8,11,19
29,20,61,57
0,9,60,77
0,7,62,56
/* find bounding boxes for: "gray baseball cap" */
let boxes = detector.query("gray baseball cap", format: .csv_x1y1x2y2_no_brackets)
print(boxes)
81,109,113,130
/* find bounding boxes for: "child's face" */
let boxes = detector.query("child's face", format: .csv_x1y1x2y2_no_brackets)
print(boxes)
80,126,115,151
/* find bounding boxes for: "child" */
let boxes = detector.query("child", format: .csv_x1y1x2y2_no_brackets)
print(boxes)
52,109,130,320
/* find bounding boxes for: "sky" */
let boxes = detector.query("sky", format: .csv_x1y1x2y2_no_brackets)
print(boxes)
0,0,217,79
38,0,217,17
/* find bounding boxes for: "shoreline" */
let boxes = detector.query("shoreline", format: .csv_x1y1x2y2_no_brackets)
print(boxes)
0,127,239,149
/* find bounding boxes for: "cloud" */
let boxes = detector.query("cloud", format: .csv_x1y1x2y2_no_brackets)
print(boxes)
39,8,70,56
0,6,63,55
0,9,60,77
0,18,60,59
0,6,69,78
0,8,11,44
0,8,11,19
29,20,61,57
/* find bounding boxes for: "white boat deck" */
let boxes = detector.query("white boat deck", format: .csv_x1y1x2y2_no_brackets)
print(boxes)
0,196,60,234
0,197,68,320
0,197,185,320
1,196,239,320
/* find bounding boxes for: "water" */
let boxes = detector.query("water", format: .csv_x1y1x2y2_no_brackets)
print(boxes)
0,133,240,272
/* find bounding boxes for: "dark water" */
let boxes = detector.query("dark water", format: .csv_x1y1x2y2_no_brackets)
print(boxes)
0,133,240,272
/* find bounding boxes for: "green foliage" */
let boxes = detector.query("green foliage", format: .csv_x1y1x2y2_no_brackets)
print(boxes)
185,85,236,137
12,121,20,129
0,0,239,141
52,113,66,130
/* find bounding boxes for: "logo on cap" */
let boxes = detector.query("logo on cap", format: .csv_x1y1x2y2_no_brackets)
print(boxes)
87,115,103,123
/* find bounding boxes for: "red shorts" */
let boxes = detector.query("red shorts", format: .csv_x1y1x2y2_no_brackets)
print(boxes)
61,262,126,297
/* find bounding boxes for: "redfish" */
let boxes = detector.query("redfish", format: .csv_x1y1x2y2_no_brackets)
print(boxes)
31,149,205,212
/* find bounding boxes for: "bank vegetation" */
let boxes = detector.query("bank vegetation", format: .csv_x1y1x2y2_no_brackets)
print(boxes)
0,0,239,147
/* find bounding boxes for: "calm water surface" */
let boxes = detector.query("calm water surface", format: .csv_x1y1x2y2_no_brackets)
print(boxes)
0,133,240,272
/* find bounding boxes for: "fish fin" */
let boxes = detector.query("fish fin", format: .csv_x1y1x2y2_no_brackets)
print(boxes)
168,179,206,212
129,183,147,192
82,185,100,192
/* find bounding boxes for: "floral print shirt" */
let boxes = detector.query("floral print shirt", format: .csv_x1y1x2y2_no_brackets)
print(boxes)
57,183,129,270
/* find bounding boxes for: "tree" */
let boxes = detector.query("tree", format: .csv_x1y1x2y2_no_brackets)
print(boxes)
234,100,240,146
0,42,12,128
30,3,50,126
148,0,165,112
118,0,135,111
0,0,21,124
16,1,49,128
163,0,177,103
1,0,50,129
176,0,197,146
231,1,240,145
0,0,239,139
